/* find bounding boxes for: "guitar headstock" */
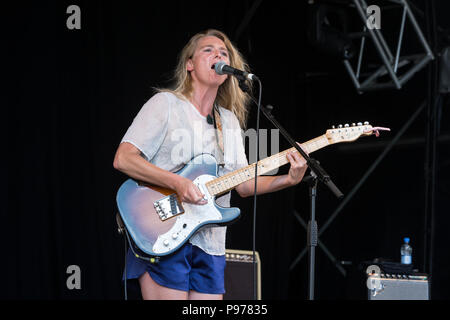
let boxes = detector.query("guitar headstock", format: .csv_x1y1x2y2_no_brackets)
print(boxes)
325,121,378,144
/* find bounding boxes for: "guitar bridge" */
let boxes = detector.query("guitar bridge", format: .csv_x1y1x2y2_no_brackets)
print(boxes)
154,194,184,221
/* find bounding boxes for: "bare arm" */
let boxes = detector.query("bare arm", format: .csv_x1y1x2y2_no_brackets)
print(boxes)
235,150,308,198
113,142,207,205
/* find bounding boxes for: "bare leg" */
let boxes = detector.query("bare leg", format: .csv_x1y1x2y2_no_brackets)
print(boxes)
188,290,223,300
139,272,188,300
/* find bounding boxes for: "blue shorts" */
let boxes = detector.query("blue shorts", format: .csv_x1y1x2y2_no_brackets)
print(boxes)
123,243,226,294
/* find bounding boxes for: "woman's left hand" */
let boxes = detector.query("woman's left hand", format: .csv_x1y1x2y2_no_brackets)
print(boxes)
285,146,308,186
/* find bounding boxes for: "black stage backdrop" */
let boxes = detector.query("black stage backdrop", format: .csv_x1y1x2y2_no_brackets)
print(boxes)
2,0,449,299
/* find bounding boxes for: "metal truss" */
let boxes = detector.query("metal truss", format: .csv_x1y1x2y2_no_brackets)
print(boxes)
343,0,434,93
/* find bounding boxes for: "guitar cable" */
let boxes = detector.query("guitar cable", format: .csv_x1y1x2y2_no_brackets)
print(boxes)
123,232,128,300
122,218,158,300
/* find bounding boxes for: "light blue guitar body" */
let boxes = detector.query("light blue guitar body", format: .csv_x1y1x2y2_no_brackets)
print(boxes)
116,154,240,257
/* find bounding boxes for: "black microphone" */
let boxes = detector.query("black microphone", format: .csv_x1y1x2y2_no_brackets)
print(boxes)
214,61,259,81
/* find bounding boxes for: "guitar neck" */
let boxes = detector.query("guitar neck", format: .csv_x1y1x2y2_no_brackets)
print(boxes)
205,134,330,196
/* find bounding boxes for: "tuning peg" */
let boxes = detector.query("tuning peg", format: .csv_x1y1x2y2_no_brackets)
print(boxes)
352,123,356,126
364,121,369,125
338,124,343,128
357,122,362,126
344,123,349,127
332,125,335,129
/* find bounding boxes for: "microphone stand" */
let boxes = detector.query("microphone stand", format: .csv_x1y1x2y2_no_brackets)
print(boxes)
238,78,344,300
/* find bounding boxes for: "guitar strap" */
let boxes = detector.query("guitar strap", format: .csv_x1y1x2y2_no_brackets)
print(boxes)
212,104,225,167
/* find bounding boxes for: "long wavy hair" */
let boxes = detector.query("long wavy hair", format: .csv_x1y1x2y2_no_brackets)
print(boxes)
158,29,252,129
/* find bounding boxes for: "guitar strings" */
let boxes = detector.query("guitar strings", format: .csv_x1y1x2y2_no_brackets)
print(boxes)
206,135,330,195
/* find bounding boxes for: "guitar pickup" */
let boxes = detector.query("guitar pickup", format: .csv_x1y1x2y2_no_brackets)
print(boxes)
154,194,184,221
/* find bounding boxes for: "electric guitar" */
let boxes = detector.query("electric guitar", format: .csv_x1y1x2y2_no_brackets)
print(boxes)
116,122,388,257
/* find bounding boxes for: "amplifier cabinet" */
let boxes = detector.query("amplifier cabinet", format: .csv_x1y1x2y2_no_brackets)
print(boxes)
367,273,429,300
224,249,261,300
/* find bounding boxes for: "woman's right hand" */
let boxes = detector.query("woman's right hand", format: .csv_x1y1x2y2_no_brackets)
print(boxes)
174,176,208,205
114,143,208,205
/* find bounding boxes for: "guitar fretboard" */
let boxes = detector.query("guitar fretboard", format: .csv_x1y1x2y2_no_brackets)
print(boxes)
205,134,330,196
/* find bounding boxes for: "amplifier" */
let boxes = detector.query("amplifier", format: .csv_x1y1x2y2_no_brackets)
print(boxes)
223,249,261,300
367,273,429,300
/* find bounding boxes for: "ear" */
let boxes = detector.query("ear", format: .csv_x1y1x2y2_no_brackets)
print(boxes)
186,59,194,72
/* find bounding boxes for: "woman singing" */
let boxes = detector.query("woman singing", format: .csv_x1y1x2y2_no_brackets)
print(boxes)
113,29,307,300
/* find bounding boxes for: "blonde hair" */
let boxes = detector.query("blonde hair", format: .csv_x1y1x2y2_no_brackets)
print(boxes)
158,29,252,129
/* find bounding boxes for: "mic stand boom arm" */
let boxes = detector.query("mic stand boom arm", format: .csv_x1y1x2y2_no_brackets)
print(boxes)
260,105,344,199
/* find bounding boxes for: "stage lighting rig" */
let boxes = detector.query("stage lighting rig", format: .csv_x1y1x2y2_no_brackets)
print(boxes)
308,0,434,93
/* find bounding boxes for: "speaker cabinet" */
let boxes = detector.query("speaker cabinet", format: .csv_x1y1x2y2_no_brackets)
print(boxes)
224,249,261,300
367,273,429,300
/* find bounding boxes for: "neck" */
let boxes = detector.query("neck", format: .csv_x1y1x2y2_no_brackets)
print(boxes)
190,83,219,117
205,134,331,197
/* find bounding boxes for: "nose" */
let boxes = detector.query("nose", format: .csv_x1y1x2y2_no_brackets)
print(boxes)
213,47,228,59
214,49,223,59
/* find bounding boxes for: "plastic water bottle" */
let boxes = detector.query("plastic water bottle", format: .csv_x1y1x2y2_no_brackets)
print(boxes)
401,237,412,265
